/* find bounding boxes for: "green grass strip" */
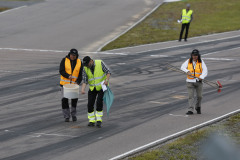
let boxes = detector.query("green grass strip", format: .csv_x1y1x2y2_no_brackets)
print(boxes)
101,0,240,51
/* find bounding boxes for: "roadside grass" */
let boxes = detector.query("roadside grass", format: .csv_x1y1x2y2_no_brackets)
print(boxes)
0,7,9,12
128,113,240,160
101,0,240,51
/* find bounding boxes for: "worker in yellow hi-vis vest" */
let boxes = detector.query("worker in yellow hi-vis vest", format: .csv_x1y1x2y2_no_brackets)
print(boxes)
59,49,83,122
179,4,193,42
81,56,111,128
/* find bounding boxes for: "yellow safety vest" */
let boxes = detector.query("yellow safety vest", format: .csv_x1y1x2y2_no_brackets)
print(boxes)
60,58,81,85
187,59,202,79
182,9,193,24
84,60,107,91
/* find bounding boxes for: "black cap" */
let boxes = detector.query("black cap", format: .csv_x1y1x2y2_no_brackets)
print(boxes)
69,48,78,56
83,56,91,66
191,49,200,56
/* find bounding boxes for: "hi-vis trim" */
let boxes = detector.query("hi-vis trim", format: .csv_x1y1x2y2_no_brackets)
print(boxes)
60,79,77,83
88,73,106,82
89,81,103,87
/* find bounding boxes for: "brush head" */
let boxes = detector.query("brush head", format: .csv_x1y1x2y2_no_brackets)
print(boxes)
217,81,222,93
217,81,223,88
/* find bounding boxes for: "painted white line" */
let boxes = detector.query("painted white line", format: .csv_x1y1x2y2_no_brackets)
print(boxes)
150,55,171,57
169,114,188,117
0,47,67,53
0,6,26,15
202,46,240,56
116,63,126,65
33,133,77,138
149,101,168,104
132,35,240,55
104,30,240,52
96,2,164,51
202,58,236,61
0,48,128,55
164,0,181,2
109,108,240,160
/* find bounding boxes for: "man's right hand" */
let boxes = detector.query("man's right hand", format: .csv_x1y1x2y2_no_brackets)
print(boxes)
81,90,85,94
187,71,192,76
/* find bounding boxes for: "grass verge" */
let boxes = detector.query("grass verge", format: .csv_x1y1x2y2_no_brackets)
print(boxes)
101,0,240,51
127,113,240,160
0,7,10,12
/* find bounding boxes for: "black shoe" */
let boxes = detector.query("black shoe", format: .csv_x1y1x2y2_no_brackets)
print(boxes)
184,39,187,42
186,111,193,115
72,116,77,122
179,39,181,42
96,121,102,128
195,107,201,114
88,122,95,127
65,118,70,122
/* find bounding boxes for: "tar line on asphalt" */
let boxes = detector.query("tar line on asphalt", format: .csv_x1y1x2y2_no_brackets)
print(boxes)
108,108,240,160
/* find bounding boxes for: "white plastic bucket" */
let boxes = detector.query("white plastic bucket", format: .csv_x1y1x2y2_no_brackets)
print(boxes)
63,84,79,99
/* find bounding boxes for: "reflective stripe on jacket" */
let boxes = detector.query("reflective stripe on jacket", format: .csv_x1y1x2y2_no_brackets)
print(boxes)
187,59,202,79
182,9,193,24
60,58,81,85
84,60,106,91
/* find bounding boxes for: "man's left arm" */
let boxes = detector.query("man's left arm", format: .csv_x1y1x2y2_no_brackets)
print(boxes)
199,60,208,80
101,61,111,85
76,61,83,85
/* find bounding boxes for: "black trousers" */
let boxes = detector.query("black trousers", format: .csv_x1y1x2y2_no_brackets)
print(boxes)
62,98,78,109
179,23,190,40
88,88,104,113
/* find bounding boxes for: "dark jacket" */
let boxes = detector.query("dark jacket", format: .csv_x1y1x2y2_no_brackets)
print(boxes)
59,52,83,86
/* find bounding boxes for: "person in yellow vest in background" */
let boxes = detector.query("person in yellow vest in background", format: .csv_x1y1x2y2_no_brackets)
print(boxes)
81,56,111,128
179,4,193,42
181,49,208,115
59,49,83,122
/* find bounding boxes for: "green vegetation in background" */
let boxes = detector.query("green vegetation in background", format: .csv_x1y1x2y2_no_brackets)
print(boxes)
102,0,240,51
0,7,9,12
129,113,240,160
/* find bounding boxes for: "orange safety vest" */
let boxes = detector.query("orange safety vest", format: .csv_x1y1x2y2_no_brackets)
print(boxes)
60,58,81,85
187,59,202,79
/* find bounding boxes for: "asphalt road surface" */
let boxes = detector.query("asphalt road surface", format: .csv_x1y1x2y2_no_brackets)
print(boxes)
0,30,240,160
0,0,159,52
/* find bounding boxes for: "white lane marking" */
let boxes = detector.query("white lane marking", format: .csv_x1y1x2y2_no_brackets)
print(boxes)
150,55,171,57
149,101,168,104
164,0,181,2
169,114,188,117
0,6,26,15
202,46,240,56
33,133,77,138
202,58,236,61
116,63,126,65
96,2,164,51
0,47,67,53
133,35,240,55
0,48,128,55
104,30,240,52
109,108,240,160
218,79,237,82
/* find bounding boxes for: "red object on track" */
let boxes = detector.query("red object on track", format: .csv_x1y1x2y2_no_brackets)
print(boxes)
217,81,222,93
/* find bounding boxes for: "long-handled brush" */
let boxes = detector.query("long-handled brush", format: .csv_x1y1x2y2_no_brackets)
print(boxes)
166,63,222,93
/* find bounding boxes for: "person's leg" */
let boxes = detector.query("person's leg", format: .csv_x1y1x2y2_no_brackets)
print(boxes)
195,81,203,114
87,88,97,125
61,87,70,121
71,98,78,121
179,23,186,41
96,90,104,122
184,23,190,41
187,82,195,113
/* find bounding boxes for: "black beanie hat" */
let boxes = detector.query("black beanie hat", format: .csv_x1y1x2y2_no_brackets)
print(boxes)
83,56,91,66
191,49,200,56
